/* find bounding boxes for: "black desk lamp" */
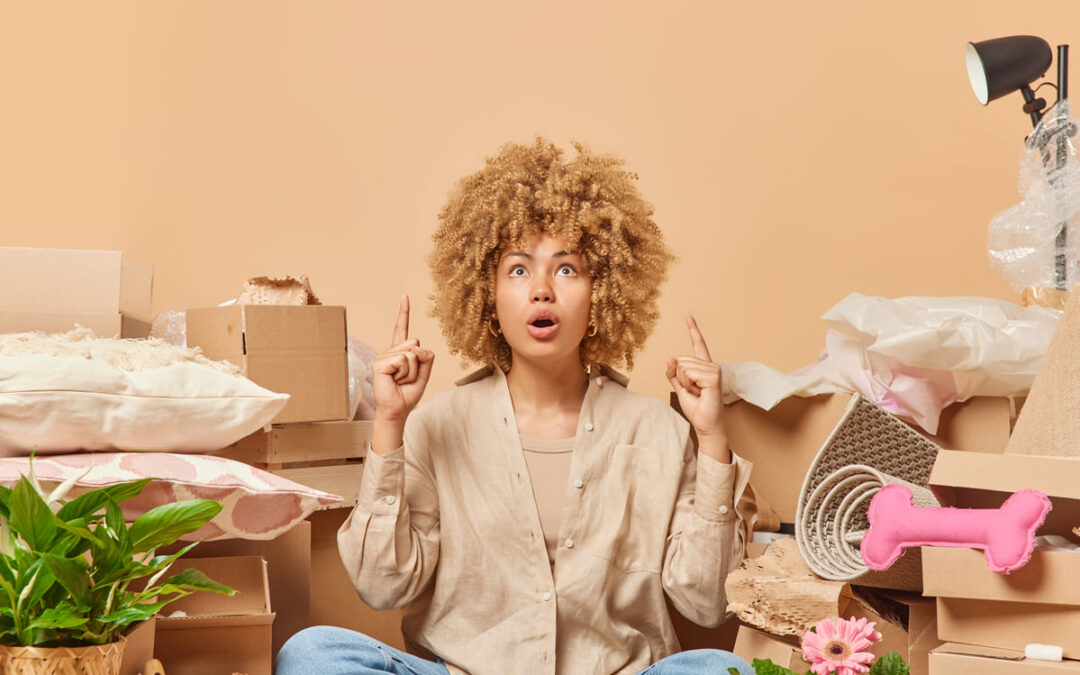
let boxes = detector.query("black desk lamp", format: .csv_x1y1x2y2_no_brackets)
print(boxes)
965,36,1064,127
966,35,1073,289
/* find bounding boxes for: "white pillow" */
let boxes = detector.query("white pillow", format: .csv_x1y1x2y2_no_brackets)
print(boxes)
0,328,289,456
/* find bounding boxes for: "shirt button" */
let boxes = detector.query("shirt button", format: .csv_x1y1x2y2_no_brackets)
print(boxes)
385,495,396,505
564,538,574,549
584,422,594,432
542,591,552,601
574,478,584,489
718,505,729,515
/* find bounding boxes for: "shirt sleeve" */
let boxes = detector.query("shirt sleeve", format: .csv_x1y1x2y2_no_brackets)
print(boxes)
661,434,753,627
337,419,441,611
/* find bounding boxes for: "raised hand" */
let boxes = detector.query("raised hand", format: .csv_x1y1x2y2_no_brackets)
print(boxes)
666,313,730,462
372,295,434,426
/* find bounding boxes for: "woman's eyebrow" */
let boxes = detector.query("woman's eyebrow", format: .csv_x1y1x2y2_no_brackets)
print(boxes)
504,250,578,261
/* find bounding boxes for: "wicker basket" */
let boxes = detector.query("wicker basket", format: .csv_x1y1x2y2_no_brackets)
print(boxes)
0,638,126,675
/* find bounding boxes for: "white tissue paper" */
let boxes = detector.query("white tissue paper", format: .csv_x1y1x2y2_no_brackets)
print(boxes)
724,293,1060,434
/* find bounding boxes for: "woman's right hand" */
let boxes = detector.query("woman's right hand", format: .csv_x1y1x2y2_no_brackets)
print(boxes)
372,295,434,430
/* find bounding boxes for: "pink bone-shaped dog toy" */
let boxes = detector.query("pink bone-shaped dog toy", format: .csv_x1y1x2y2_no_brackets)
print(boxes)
860,484,1052,575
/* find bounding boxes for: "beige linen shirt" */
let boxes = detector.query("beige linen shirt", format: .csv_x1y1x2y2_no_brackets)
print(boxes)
338,364,752,675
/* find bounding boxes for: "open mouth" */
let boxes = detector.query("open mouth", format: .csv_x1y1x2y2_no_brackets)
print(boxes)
527,314,560,339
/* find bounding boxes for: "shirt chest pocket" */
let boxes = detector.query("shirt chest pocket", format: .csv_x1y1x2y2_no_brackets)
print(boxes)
588,443,678,574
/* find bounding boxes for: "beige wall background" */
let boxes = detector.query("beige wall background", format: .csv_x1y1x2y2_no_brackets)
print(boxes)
1,1,1075,400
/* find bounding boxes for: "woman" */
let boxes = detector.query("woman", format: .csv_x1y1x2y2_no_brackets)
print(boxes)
277,139,754,675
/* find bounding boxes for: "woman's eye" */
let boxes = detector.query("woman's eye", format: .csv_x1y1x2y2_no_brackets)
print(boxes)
509,265,527,277
556,265,576,276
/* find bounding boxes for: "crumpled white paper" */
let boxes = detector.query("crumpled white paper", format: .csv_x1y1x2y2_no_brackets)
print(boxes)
724,293,1061,434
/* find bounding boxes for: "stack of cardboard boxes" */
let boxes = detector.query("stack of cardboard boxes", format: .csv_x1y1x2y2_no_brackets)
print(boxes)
916,289,1080,673
187,302,370,506
723,392,1018,675
727,289,1080,673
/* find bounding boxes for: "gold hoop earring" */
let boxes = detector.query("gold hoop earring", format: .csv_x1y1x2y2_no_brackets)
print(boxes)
488,315,502,338
587,323,598,338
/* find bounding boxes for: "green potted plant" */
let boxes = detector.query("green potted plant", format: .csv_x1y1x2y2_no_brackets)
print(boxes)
0,465,234,674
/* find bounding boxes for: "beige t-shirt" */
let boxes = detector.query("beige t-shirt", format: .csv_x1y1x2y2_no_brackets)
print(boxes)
519,434,575,566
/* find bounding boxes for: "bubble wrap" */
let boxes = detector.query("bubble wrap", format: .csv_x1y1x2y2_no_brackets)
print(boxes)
989,99,1080,292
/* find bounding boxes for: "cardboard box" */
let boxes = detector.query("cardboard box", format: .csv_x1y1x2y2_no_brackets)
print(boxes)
839,587,940,675
724,393,1014,522
923,450,1080,604
937,597,1080,659
309,509,406,650
0,246,153,338
732,625,804,671
931,643,1080,674
923,547,1080,606
186,304,349,424
213,420,371,466
155,555,275,675
173,522,310,662
118,616,155,675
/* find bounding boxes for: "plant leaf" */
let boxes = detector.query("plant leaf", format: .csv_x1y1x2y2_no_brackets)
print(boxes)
18,560,57,611
42,553,91,609
9,477,57,551
749,659,800,675
98,597,175,639
56,479,151,522
129,500,222,552
105,501,133,559
26,604,88,631
158,567,236,596
869,652,910,675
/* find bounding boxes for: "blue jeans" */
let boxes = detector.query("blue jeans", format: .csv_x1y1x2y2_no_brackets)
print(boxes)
276,626,755,675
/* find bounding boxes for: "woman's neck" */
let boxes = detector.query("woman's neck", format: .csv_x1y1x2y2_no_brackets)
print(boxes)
505,353,589,432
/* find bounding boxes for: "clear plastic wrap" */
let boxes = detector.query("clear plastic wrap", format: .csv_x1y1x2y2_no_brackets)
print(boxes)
988,99,1080,292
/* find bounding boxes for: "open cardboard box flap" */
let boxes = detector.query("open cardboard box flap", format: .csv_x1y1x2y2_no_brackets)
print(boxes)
156,555,273,627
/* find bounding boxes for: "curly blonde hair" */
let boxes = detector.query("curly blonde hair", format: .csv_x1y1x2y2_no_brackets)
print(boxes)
428,137,674,373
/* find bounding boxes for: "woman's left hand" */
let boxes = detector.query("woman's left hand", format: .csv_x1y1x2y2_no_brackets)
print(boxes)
666,313,731,463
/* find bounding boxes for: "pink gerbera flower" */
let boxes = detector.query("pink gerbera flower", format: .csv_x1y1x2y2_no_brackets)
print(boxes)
800,616,881,675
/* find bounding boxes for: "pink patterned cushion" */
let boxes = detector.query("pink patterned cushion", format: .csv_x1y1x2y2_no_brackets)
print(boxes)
0,453,342,541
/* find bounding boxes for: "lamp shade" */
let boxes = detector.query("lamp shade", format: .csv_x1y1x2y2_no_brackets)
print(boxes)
966,36,1052,105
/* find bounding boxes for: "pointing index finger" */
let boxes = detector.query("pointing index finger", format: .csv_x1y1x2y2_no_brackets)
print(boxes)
391,295,410,346
686,312,712,362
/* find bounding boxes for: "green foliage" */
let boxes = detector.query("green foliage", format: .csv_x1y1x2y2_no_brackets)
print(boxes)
739,659,805,675
869,652,910,675
738,648,910,675
0,469,234,647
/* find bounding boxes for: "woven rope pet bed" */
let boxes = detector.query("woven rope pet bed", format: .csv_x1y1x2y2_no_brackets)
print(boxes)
795,395,942,591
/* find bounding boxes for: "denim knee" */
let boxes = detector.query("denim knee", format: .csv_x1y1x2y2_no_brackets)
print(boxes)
662,649,754,675
276,626,387,674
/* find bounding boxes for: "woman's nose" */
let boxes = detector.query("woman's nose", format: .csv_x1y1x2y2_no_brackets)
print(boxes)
531,281,553,302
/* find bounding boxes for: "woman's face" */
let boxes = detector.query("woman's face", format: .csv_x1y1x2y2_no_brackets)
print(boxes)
494,232,592,369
